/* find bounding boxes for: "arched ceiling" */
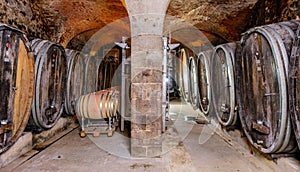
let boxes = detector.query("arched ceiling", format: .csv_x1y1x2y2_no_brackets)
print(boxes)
31,0,129,47
19,0,290,50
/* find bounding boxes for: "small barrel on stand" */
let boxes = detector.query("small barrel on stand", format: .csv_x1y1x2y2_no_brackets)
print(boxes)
76,87,120,137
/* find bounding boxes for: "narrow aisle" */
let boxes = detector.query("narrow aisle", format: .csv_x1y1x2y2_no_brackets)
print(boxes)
5,104,293,172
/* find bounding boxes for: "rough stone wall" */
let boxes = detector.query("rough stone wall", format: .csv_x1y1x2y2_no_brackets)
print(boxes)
50,0,128,46
281,0,300,20
167,0,289,43
0,0,293,47
0,0,65,42
0,0,128,46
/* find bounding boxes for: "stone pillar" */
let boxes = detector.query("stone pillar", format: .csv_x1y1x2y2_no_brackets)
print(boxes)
125,0,170,157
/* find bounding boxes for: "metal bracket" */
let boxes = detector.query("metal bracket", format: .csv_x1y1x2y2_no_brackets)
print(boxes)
115,37,130,49
168,43,180,50
162,36,180,133
115,36,130,132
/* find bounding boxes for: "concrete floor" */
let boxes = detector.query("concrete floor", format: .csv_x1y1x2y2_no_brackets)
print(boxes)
2,102,300,172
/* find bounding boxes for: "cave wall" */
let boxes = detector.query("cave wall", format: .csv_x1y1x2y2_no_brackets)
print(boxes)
0,0,297,49
0,0,65,42
0,0,128,46
166,0,290,43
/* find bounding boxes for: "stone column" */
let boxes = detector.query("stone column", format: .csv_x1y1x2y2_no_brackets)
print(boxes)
125,0,170,157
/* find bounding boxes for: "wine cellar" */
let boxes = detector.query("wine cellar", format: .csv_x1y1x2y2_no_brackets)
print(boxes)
0,0,300,171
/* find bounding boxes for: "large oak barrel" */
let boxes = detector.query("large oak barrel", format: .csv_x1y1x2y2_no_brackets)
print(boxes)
76,87,120,119
29,39,67,129
83,49,120,95
236,20,299,154
98,55,120,90
197,51,212,115
0,24,35,153
189,56,199,108
64,49,83,115
211,43,238,126
179,48,191,103
74,53,86,96
289,21,300,150
83,54,101,94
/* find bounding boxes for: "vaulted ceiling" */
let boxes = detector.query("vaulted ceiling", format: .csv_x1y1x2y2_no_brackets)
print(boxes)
1,0,291,50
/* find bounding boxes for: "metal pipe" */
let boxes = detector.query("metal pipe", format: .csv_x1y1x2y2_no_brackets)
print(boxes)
115,37,129,132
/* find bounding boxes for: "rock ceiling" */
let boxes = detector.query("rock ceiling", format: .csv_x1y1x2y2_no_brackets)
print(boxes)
1,0,292,50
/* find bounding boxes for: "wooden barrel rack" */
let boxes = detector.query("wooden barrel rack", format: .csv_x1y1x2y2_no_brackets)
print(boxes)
0,24,35,154
29,38,67,130
236,20,299,154
211,43,238,127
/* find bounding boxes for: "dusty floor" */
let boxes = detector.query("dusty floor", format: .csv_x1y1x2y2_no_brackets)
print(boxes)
2,103,300,172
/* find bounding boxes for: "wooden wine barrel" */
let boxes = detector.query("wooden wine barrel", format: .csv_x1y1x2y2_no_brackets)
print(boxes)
180,48,191,103
98,56,119,90
64,49,83,115
0,24,35,153
76,87,120,119
30,39,67,129
83,53,120,94
211,43,237,126
236,20,299,154
75,53,86,95
197,51,212,115
189,56,199,108
289,20,300,150
83,55,102,95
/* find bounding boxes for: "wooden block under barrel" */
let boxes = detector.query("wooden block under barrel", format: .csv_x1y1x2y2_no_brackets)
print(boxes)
84,126,116,137
252,121,270,135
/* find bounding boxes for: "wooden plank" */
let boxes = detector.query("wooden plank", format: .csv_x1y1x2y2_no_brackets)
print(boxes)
34,122,78,150
252,121,270,135
1,150,39,171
